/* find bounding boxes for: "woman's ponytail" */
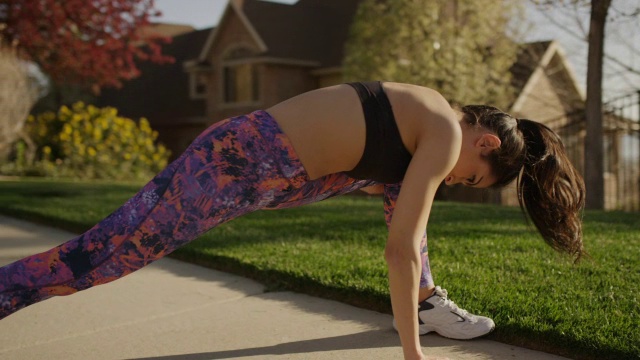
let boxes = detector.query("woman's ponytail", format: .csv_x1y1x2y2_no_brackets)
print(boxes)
516,119,586,261
461,106,586,261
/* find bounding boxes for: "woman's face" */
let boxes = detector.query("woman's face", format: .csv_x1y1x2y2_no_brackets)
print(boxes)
445,128,501,188
444,153,494,188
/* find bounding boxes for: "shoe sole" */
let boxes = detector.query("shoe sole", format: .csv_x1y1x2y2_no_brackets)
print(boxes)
393,321,496,340
420,324,496,340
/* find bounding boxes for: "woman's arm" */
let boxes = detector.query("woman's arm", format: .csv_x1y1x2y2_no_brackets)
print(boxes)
384,183,434,289
385,115,460,360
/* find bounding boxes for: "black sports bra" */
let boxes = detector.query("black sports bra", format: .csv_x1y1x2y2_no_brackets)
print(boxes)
343,81,413,184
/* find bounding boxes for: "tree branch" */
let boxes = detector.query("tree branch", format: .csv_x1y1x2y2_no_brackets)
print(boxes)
535,1,640,76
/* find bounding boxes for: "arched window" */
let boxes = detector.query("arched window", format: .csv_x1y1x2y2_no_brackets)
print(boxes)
222,46,259,104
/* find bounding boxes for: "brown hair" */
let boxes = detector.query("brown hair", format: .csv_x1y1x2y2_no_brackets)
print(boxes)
461,105,586,261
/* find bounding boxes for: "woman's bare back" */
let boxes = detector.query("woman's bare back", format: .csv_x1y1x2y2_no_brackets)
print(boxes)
267,82,456,180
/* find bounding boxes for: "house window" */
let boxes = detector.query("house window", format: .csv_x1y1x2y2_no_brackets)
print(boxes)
189,71,209,99
223,63,258,103
222,46,259,104
195,73,208,96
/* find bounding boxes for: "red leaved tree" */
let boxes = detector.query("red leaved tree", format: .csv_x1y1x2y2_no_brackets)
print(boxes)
0,0,174,90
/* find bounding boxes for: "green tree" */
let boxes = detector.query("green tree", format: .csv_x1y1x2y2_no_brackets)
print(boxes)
343,0,523,108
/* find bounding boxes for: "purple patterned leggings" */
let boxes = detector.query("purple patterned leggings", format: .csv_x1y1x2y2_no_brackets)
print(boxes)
0,111,433,320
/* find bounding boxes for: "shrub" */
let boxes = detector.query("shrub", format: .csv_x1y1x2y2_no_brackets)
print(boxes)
0,46,38,161
4,102,170,181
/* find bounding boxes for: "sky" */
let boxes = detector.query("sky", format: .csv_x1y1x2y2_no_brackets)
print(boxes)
153,0,297,28
152,0,639,102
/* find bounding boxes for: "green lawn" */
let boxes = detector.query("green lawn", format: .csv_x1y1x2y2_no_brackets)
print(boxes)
0,179,638,360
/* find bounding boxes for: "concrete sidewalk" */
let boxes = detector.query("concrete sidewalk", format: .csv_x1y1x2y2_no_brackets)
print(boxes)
0,215,570,360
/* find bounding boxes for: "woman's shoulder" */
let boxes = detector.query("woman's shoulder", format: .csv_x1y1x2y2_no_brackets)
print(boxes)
383,82,453,115
383,82,460,146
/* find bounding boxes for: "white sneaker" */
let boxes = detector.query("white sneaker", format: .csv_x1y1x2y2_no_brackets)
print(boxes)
393,286,495,340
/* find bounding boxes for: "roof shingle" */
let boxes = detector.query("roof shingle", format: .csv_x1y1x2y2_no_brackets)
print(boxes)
242,0,361,67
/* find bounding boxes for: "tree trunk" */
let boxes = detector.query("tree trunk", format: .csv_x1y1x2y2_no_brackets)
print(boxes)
584,0,611,210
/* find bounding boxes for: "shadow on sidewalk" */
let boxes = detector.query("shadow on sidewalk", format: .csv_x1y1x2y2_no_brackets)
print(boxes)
127,329,398,359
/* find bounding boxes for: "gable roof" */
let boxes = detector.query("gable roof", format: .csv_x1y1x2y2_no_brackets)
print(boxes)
243,0,360,67
510,41,553,95
198,0,361,68
198,0,267,62
510,40,585,112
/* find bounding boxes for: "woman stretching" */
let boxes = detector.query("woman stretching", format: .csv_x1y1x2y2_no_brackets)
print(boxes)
0,81,585,360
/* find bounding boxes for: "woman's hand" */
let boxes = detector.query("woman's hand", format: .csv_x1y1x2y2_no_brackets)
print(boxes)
405,353,449,360
407,349,451,360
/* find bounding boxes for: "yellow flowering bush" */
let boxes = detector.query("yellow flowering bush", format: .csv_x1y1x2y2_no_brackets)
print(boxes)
21,102,170,181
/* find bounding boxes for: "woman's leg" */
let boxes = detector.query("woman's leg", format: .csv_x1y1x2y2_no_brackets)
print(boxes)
0,111,308,320
270,175,436,297
418,231,436,301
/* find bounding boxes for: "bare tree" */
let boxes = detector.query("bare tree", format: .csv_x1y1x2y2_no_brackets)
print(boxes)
531,0,640,98
532,0,624,209
584,0,611,209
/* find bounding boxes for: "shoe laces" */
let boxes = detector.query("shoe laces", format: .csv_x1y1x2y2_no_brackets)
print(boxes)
433,286,474,321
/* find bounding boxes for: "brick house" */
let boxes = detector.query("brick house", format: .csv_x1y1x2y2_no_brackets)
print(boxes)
99,0,586,205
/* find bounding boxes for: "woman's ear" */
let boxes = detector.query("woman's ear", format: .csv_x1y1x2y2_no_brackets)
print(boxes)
476,133,501,156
